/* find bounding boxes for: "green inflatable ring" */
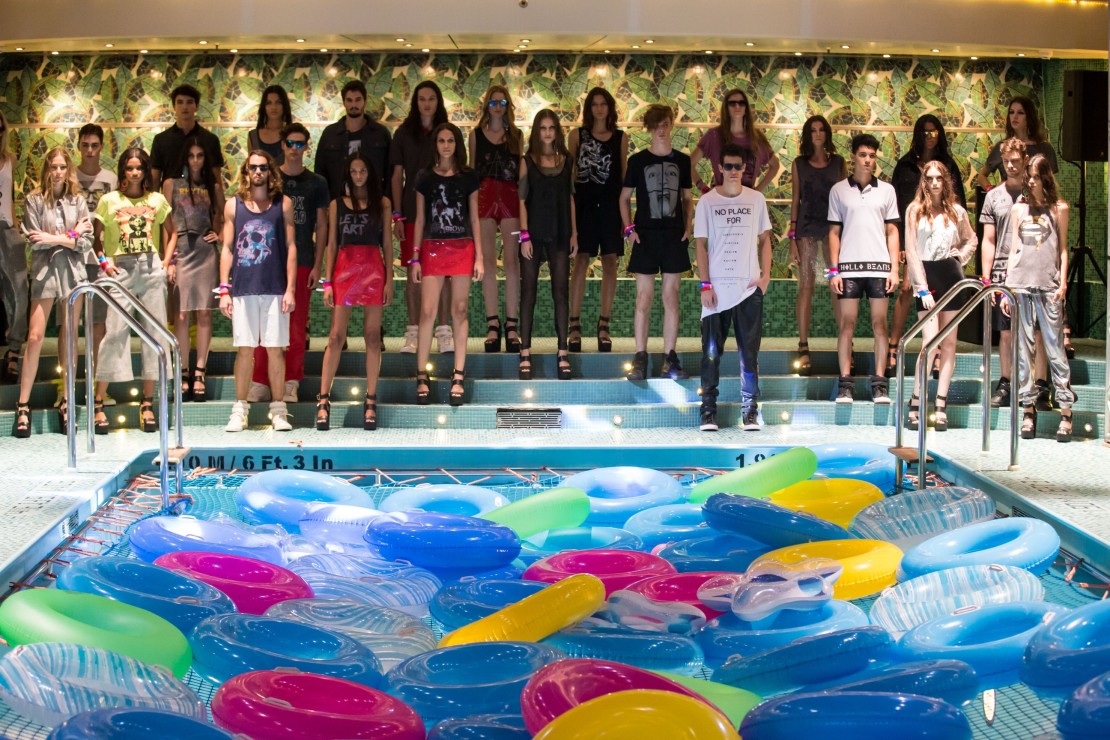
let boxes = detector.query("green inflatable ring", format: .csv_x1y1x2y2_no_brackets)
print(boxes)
0,588,192,678
479,486,590,538
688,447,818,504
653,670,762,727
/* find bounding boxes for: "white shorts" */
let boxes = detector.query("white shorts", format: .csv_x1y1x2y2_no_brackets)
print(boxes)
232,294,289,348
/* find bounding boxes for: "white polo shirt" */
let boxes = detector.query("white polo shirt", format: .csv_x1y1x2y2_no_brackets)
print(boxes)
827,176,900,278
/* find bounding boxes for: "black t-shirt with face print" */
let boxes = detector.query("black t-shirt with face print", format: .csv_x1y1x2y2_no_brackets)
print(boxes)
624,149,692,232
414,169,481,240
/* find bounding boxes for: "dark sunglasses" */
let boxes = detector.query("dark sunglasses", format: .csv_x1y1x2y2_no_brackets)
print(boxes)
727,99,748,107
284,139,307,149
487,99,509,108
721,162,745,172
922,130,939,138
248,164,270,172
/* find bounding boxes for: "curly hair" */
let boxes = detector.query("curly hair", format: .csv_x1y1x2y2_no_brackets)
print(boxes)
236,150,282,201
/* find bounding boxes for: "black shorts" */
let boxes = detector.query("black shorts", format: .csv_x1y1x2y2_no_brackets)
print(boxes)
838,276,891,300
576,200,624,258
917,257,968,312
627,228,692,275
992,301,1012,332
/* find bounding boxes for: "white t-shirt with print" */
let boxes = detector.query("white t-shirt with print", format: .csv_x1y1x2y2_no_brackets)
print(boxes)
694,187,771,318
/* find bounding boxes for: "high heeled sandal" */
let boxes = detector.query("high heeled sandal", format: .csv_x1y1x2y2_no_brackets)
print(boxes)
1021,406,1038,440
57,399,68,434
557,353,572,380
518,354,532,380
484,315,502,353
596,316,613,353
796,341,812,376
1056,409,1073,443
886,341,898,372
94,399,109,435
504,318,521,353
192,366,207,403
931,356,941,381
568,317,583,353
315,393,331,431
449,369,465,407
906,393,921,431
13,402,31,438
933,394,948,432
179,368,193,402
1064,324,1076,359
140,396,157,433
415,372,431,406
363,394,378,431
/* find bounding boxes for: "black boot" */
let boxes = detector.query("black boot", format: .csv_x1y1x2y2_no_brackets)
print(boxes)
626,351,649,381
990,376,1010,408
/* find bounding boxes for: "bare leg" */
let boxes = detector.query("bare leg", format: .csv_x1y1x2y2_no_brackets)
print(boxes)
195,310,212,370
661,272,681,354
935,310,960,398
364,305,384,395
450,275,472,372
480,219,500,319
837,298,859,377
600,253,618,318
405,264,421,325
633,273,655,354
234,347,254,400
320,306,353,396
265,347,285,401
416,277,444,374
173,310,191,381
19,299,51,404
869,297,891,378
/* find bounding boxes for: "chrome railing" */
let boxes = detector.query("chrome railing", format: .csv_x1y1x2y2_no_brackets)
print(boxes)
894,282,1021,490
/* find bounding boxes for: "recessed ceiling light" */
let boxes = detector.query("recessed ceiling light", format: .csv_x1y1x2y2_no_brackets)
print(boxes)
230,49,238,53
645,39,654,44
405,43,412,47
883,54,891,58
631,44,640,49
140,49,148,54
320,48,328,52
14,47,23,51
704,50,713,54
422,48,430,53
521,39,531,43
105,43,114,48
970,56,979,60
931,49,940,53
1017,52,1025,57
199,40,208,45
841,44,850,49
396,38,405,43
603,49,611,53
794,52,802,56
745,42,755,47
51,51,59,55
296,38,306,43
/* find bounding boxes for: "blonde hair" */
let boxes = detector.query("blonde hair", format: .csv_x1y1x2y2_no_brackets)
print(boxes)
476,85,522,156
37,147,81,206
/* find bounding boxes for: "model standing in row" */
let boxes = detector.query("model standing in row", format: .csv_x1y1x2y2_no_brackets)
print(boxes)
248,85,293,166
0,110,26,384
692,88,780,193
75,124,117,393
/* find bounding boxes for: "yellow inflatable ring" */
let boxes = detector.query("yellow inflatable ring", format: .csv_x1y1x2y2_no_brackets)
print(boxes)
769,479,885,528
532,689,740,740
752,539,902,600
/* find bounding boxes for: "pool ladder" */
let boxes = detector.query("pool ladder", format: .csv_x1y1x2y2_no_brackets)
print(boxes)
63,278,188,511
891,279,1021,490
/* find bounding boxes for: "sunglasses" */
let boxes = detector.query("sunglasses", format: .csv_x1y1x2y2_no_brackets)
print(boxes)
284,139,307,149
922,130,939,138
721,162,745,172
248,164,270,172
487,99,509,108
727,99,748,107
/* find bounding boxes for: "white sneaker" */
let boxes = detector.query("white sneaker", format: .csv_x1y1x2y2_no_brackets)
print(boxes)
270,401,293,432
101,393,117,407
436,324,455,354
247,381,272,402
225,400,249,433
400,325,418,354
283,380,299,403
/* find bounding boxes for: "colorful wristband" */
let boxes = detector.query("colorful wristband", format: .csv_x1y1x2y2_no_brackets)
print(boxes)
698,182,711,195
824,266,840,278
980,275,992,285
391,211,405,223
623,224,636,238
787,229,797,239
699,281,713,292
915,289,932,298
214,283,231,297
66,229,79,241
519,229,531,243
320,279,333,290
409,257,420,264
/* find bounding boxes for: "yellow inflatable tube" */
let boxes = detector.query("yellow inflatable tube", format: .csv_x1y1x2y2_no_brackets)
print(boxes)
438,573,605,647
769,479,885,528
752,539,902,600
532,689,740,740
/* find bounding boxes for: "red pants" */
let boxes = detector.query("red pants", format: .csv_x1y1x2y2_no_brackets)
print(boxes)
253,265,310,383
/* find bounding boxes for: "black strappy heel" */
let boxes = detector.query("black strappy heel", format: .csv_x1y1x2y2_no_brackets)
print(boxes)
568,317,582,353
415,372,431,406
14,402,31,438
484,316,502,353
94,398,109,435
906,393,920,431
449,369,466,407
596,316,612,353
192,366,207,403
557,352,572,380
364,394,378,431
504,318,521,353
140,396,157,433
933,394,948,432
518,354,532,380
315,393,331,431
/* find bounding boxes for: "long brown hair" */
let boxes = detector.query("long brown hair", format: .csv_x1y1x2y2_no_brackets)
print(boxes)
429,123,469,173
1024,153,1060,207
911,160,960,226
476,85,522,156
1005,96,1048,144
526,109,569,166
798,115,836,160
37,147,81,205
236,150,283,202
716,88,769,155
581,87,618,132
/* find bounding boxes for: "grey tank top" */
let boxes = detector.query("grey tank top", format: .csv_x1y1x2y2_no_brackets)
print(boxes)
1005,205,1060,290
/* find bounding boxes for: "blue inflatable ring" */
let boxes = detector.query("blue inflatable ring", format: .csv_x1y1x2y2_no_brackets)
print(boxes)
55,556,235,636
190,613,384,687
429,713,530,740
658,533,772,573
1021,599,1110,699
560,467,685,527
235,470,374,532
380,484,508,516
899,517,1060,579
541,623,703,676
713,625,894,695
128,515,284,564
388,641,565,725
817,659,980,706
48,708,233,740
703,493,852,547
430,579,548,630
739,691,972,740
896,601,1067,688
364,511,521,570
1058,671,1110,740
809,442,899,491
623,504,707,549
518,527,642,565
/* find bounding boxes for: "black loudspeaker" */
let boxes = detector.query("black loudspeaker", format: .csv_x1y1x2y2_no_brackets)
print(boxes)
1062,70,1108,162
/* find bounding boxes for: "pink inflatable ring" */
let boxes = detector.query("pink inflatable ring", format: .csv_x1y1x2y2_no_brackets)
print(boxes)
212,669,424,739
624,572,730,618
154,552,313,615
523,549,676,596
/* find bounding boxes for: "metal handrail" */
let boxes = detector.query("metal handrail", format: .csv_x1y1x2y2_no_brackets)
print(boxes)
64,283,177,509
894,283,1021,490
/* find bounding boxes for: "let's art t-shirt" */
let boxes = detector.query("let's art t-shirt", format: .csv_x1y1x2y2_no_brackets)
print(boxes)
693,187,772,317
94,190,172,258
624,149,692,232
414,169,480,240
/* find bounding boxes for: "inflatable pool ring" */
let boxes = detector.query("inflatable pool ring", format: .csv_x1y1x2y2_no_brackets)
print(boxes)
299,503,385,545
769,478,884,528
292,551,433,579
870,564,1045,634
518,527,642,565
364,512,521,571
236,469,374,531
380,484,508,517
438,574,604,647
698,558,841,623
738,691,971,740
428,714,530,740
541,623,703,675
266,598,436,671
1021,599,1110,699
128,514,286,564
0,588,191,678
600,590,707,635
531,689,739,740
154,551,313,615
431,579,548,630
211,669,424,739
696,600,869,666
849,487,996,550
624,571,730,618
896,601,1066,688
190,613,384,687
652,671,762,728
818,659,979,706
713,626,894,695
431,563,525,583
479,486,590,538
521,658,720,734
48,708,233,740
688,447,817,504
388,641,565,726
0,643,203,729
523,549,676,596
809,442,899,491
1057,671,1110,740
899,517,1060,580
703,494,853,547
658,533,772,573
288,561,441,615
560,467,685,526
56,556,236,636
751,539,901,600
623,504,707,549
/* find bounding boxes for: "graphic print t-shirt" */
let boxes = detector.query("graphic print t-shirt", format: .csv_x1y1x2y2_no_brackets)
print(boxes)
94,190,171,258
281,169,331,268
77,168,119,265
694,187,772,317
414,169,480,240
624,149,692,231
